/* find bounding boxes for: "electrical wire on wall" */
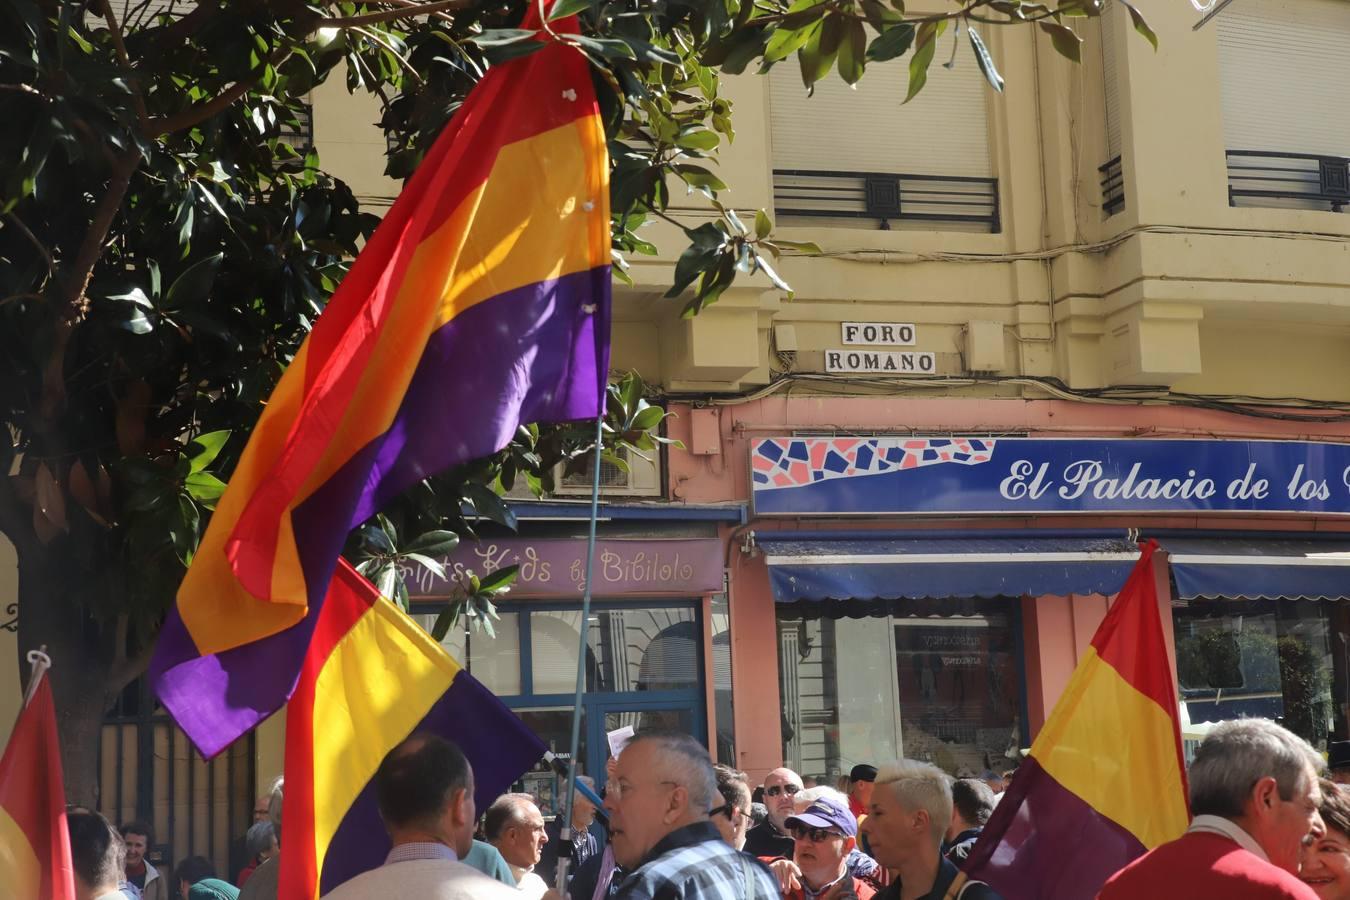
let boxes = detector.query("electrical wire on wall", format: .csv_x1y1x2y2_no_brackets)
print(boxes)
667,372,1350,424
770,221,1350,268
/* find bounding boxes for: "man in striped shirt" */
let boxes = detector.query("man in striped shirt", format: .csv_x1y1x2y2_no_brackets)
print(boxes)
605,731,780,900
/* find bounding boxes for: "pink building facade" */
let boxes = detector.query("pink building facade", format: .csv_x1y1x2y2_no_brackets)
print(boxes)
666,397,1350,783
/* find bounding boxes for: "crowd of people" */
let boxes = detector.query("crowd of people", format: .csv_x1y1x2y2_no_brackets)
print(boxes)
60,717,1350,900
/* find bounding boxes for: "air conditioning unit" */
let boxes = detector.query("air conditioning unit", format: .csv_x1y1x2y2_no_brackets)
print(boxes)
553,447,661,497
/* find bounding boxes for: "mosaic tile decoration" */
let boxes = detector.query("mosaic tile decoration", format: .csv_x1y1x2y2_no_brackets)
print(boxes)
752,437,997,489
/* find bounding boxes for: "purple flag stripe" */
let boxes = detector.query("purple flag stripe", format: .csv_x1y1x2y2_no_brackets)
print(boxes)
317,672,547,894
151,265,611,757
963,756,1147,900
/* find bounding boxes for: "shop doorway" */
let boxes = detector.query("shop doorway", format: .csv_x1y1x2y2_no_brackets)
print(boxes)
417,600,707,815
589,696,701,779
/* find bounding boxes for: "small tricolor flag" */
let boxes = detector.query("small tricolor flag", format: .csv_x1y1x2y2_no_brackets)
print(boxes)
149,10,610,757
278,559,546,899
0,667,76,900
962,540,1189,899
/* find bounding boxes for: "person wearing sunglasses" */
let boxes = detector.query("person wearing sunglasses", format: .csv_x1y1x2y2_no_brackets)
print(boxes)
781,797,876,900
711,765,755,851
745,768,806,858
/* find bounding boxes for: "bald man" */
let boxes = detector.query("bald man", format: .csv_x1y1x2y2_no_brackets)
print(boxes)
743,767,804,858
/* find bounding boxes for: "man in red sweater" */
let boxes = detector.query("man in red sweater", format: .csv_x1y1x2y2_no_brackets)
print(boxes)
1099,718,1326,899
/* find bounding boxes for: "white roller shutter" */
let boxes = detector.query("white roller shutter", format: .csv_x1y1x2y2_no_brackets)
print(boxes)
1217,0,1350,156
1102,2,1121,161
768,53,992,177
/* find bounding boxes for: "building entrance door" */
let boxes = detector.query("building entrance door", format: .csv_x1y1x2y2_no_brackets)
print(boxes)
587,697,703,787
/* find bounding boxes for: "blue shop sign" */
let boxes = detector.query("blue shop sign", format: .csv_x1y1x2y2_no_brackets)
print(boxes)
750,437,1350,516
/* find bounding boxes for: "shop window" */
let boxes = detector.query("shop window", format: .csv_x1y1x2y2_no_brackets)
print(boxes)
417,611,522,696
417,601,706,788
712,593,737,765
1175,599,1346,751
777,600,1023,782
530,607,699,695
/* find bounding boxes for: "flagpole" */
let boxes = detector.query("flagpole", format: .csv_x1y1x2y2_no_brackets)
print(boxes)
21,647,51,708
557,413,605,892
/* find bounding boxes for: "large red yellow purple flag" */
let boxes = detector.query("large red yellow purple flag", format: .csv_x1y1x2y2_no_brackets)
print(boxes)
279,559,546,898
150,12,610,757
0,674,76,900
962,540,1189,899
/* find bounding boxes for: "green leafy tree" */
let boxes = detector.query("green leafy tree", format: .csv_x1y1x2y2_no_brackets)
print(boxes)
0,0,1150,800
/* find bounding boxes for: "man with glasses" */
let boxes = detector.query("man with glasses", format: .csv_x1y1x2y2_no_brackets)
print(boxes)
745,768,805,858
604,731,780,899
780,797,876,900
711,765,754,851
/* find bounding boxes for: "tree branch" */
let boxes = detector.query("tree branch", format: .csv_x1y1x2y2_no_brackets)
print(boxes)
107,623,156,696
3,213,55,276
319,0,460,26
353,25,425,86
317,0,480,28
145,45,292,136
0,473,37,561
101,2,151,130
141,0,221,53
42,147,142,420
0,83,44,97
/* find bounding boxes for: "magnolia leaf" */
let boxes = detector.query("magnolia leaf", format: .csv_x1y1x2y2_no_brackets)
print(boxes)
1119,0,1158,51
1039,21,1082,62
968,27,1004,92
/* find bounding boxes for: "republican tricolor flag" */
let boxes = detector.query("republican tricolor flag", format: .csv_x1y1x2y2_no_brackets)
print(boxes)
962,540,1190,899
149,9,610,757
0,670,76,900
278,560,546,898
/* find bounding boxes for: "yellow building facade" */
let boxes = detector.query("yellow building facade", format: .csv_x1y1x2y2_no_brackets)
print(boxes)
7,0,1350,875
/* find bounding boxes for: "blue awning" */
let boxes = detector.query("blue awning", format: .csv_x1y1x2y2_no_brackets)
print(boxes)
1162,537,1350,601
758,531,1141,602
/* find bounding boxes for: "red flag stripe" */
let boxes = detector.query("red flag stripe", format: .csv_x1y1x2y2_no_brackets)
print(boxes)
0,677,76,900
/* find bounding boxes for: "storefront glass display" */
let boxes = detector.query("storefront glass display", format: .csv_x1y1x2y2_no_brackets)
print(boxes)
417,601,706,783
425,611,523,696
712,593,736,765
1175,599,1349,751
530,606,699,694
777,600,1023,781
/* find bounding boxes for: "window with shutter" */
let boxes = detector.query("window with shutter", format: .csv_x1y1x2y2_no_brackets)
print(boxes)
1101,6,1121,164
768,58,998,232
1217,0,1350,212
1100,3,1125,216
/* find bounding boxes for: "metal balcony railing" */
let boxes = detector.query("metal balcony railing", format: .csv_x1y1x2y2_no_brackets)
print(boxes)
1226,149,1350,213
1100,155,1124,216
773,169,1000,232
279,102,314,152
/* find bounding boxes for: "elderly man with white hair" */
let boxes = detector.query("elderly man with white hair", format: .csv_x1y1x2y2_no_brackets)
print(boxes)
860,760,1001,900
485,794,552,899
604,730,780,899
1100,718,1325,899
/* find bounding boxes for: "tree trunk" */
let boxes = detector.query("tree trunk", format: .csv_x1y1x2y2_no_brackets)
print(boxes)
15,543,131,807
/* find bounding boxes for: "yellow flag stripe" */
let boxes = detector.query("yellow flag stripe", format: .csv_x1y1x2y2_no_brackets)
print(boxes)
309,597,461,879
1032,648,1189,849
0,805,40,899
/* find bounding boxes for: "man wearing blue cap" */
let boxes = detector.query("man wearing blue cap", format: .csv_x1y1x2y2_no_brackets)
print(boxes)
780,797,876,900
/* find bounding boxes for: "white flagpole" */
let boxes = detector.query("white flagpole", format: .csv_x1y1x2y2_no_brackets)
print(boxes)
556,414,605,894
21,646,52,708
